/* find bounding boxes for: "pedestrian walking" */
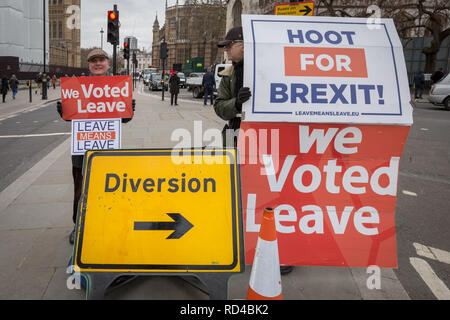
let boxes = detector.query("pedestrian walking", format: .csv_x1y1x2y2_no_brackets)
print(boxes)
202,66,215,106
51,75,57,89
1,75,10,103
9,74,19,100
56,48,135,244
35,72,43,94
414,71,425,99
214,27,293,275
169,70,180,106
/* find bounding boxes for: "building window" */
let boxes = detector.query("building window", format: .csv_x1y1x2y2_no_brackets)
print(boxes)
53,21,57,38
232,0,242,28
59,21,63,39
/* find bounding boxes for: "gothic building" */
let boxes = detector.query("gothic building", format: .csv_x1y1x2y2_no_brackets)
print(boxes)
152,0,227,71
49,0,81,67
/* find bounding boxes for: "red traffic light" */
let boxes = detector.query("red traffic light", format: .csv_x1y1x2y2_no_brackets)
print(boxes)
124,42,128,48
108,11,117,20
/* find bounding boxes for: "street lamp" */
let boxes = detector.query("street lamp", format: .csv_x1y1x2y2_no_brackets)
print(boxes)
100,28,104,50
42,0,48,100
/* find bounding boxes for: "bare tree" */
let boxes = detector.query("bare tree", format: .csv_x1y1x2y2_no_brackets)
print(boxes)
389,0,450,73
315,0,450,72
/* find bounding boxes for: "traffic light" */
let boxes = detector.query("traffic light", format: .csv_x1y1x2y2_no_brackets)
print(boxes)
123,40,130,60
107,9,119,45
160,41,168,60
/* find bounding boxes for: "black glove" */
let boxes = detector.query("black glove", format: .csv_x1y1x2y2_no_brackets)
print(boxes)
122,99,135,124
56,101,63,119
236,87,251,105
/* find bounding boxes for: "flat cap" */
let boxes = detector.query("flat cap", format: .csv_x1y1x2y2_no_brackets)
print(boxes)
218,26,243,48
87,48,110,62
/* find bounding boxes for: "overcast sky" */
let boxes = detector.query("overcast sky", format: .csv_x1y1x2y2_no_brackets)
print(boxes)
81,0,176,54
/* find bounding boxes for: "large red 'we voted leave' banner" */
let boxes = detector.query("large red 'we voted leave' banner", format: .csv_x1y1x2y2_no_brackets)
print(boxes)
239,122,410,267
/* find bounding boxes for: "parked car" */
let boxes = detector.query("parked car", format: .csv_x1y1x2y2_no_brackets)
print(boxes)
428,73,450,110
178,72,186,88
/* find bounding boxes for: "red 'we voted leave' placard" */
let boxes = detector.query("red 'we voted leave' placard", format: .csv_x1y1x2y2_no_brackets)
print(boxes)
60,75,133,120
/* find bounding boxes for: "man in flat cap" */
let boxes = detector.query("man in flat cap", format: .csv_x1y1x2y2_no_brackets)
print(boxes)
214,26,251,147
86,48,111,76
57,48,135,245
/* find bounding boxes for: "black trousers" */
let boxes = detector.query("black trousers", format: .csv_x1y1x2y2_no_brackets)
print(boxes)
170,93,178,105
72,166,83,224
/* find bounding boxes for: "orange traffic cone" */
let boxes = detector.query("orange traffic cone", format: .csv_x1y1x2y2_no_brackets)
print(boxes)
247,207,282,300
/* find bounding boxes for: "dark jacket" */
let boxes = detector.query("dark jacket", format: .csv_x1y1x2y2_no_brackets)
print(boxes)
1,78,9,94
213,61,244,146
414,73,425,88
169,75,180,94
9,77,19,90
202,71,215,89
431,70,444,83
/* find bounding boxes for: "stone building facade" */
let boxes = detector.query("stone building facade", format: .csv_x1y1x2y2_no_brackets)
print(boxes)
152,0,227,71
49,0,81,67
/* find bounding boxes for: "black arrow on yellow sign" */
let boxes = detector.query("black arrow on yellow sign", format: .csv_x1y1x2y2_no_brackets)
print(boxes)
134,213,194,239
299,5,312,16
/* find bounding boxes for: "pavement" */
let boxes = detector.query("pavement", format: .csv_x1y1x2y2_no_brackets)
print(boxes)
0,83,411,300
0,84,61,120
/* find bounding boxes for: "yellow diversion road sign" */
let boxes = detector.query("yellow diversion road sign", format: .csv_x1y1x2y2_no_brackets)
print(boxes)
274,1,315,16
73,148,243,273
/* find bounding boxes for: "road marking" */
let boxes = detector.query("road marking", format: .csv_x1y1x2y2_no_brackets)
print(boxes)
0,132,70,139
402,190,417,197
414,242,450,265
399,171,450,186
409,257,450,300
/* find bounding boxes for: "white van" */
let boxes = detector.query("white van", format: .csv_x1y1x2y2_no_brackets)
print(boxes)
187,64,232,98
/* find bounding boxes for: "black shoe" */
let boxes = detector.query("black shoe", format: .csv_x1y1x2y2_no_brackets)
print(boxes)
69,228,75,245
280,266,294,275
